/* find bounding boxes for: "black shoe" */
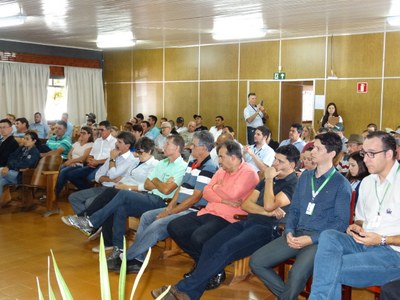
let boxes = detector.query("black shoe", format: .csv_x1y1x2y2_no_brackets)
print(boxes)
126,259,143,274
183,262,197,278
205,270,226,290
107,257,122,273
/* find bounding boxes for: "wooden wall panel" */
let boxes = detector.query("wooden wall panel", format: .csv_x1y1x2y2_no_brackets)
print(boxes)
131,83,163,119
105,83,131,126
282,37,326,79
326,80,381,135
382,79,400,129
240,41,279,79
200,44,238,80
384,32,400,77
103,51,132,83
165,47,198,81
199,82,238,129
331,33,383,78
164,82,198,122
132,49,163,81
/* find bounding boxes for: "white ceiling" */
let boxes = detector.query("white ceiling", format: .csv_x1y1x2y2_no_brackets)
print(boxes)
0,0,399,51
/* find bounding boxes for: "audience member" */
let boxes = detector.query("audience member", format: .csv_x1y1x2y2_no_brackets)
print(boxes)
131,124,144,142
279,123,306,152
175,117,187,134
301,125,316,152
5,113,17,135
0,119,19,168
250,132,352,299
30,112,49,139
320,102,343,129
210,132,233,166
309,131,400,299
331,122,348,152
193,114,208,131
43,120,72,159
346,151,369,203
336,133,363,175
14,117,30,144
61,112,73,137
244,92,269,145
146,115,160,139
154,121,172,159
209,115,224,141
296,146,316,176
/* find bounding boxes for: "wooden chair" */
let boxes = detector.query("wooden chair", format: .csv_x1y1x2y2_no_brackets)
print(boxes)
20,155,63,217
366,286,381,300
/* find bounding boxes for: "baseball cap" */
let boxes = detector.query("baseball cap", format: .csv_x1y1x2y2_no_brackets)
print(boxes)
86,113,96,120
176,117,184,123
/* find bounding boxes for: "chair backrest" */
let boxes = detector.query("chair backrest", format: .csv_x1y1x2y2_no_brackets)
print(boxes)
30,155,63,188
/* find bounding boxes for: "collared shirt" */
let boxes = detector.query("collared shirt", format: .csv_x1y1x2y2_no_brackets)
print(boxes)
356,161,400,252
145,127,161,140
244,143,275,172
199,162,259,223
285,167,352,243
244,104,264,128
120,156,159,191
29,122,49,139
66,121,73,137
46,134,72,159
147,155,187,199
176,126,187,134
209,126,222,141
95,151,137,187
279,138,306,153
70,141,93,167
90,135,117,160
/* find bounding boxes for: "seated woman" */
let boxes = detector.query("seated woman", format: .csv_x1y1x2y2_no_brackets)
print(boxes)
55,126,94,197
0,131,41,199
301,125,316,152
320,102,343,129
296,146,316,176
346,151,369,202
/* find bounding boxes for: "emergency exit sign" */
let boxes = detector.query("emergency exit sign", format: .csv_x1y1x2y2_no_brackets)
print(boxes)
357,82,368,93
274,72,286,80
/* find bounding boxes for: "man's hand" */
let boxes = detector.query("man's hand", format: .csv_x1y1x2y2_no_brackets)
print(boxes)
156,209,170,220
271,207,286,220
286,232,313,249
110,149,120,160
264,167,280,180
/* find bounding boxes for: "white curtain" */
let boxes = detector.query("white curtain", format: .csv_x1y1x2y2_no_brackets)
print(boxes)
65,67,106,125
0,62,49,118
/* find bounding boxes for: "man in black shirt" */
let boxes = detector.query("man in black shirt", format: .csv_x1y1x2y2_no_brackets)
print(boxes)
0,119,19,167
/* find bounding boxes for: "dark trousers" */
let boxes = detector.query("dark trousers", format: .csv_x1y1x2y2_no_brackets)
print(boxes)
167,212,230,261
381,279,400,300
66,166,100,190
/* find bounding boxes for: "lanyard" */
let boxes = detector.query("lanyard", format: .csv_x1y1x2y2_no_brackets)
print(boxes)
374,164,400,215
311,168,336,201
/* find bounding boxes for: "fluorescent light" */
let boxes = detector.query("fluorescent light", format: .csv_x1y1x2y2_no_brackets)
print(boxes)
387,16,400,26
0,15,26,28
96,32,136,49
213,13,267,41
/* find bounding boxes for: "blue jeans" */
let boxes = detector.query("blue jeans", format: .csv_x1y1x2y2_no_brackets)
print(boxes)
68,186,108,214
250,231,318,300
126,208,192,261
176,220,274,300
66,166,100,190
55,165,82,196
0,169,19,197
89,191,167,249
309,229,400,300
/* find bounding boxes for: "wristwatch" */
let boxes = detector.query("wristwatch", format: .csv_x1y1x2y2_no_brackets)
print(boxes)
380,235,387,246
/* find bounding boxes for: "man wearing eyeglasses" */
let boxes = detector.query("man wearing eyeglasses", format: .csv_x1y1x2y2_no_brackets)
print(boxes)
310,131,400,299
43,120,72,159
0,119,19,170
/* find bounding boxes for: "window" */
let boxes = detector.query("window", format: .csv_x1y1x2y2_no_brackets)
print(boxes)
45,78,66,120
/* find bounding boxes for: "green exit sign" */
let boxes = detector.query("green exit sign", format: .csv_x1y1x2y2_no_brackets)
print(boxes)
273,72,286,80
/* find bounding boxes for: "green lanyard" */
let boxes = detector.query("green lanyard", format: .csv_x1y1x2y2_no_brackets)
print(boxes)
375,164,400,215
311,168,336,202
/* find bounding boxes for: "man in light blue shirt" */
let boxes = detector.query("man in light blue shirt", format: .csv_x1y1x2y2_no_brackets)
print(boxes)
61,112,73,137
279,123,306,153
30,112,49,139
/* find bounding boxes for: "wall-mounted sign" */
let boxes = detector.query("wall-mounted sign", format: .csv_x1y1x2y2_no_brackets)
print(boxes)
357,82,368,93
274,72,286,80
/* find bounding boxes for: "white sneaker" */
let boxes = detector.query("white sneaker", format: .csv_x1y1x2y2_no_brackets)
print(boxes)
92,245,114,253
61,215,77,226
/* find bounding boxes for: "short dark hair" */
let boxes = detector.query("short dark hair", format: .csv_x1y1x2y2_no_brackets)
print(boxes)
291,123,303,135
216,115,224,121
81,126,94,143
141,120,150,128
0,119,12,127
276,144,300,165
256,126,270,137
365,131,397,160
217,140,242,160
135,136,155,154
367,123,377,131
223,126,234,133
167,134,185,152
99,120,112,130
132,124,144,134
56,120,67,129
34,112,41,117
193,131,214,152
248,92,256,98
136,113,144,120
149,115,158,124
315,132,342,157
117,131,136,148
25,131,41,148
16,117,29,129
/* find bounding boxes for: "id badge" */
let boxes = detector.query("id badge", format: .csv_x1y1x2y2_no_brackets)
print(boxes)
370,215,382,228
306,202,315,215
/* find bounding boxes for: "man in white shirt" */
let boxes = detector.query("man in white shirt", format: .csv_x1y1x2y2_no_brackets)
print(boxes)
244,126,275,177
243,92,269,145
310,131,400,299
209,115,224,141
175,117,187,134
279,123,306,153
66,120,116,190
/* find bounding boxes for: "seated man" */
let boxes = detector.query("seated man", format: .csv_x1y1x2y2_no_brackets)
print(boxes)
279,123,306,153
43,120,72,159
14,117,30,144
65,135,187,259
336,133,363,175
0,119,19,169
166,140,259,281
250,132,352,300
309,131,400,299
29,112,49,139
244,125,275,177
154,121,172,159
107,131,217,272
151,145,299,300
208,115,224,141
65,120,116,190
66,131,137,215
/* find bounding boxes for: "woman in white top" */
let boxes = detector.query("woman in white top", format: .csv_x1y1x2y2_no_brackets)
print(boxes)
55,126,94,196
320,102,343,129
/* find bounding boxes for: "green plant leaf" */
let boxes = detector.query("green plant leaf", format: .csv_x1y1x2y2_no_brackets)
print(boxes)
50,250,73,300
129,247,151,300
99,233,111,300
36,277,44,300
118,237,127,300
47,256,57,300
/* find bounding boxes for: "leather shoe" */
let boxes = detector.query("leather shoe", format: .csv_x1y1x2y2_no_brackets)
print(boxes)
183,262,197,278
205,270,226,290
151,285,190,300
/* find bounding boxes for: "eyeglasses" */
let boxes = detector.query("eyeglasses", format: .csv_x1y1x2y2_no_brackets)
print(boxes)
359,149,386,158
